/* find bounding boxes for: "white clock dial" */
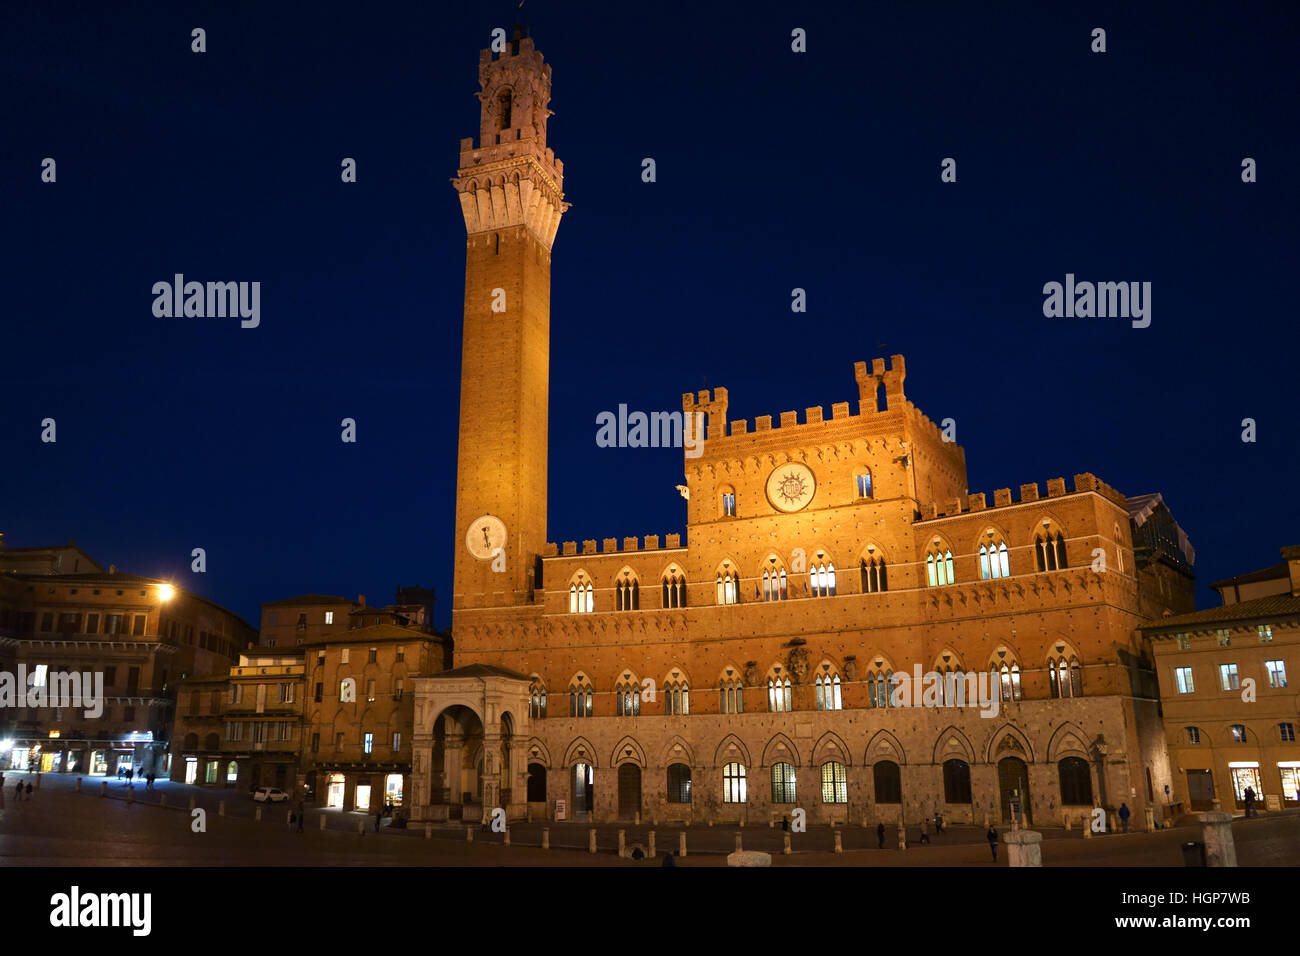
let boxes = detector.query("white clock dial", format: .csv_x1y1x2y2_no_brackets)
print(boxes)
466,514,507,560
766,462,816,513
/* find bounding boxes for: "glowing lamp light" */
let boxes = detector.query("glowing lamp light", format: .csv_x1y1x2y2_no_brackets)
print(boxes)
159,583,175,601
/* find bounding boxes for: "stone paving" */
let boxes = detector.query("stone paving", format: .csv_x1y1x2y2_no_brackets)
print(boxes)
2,769,1297,866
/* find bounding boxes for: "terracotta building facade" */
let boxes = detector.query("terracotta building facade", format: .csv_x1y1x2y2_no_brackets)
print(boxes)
410,29,1195,829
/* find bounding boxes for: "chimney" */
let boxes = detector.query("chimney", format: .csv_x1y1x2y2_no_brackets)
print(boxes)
109,564,116,575
358,594,366,607
1283,546,1300,597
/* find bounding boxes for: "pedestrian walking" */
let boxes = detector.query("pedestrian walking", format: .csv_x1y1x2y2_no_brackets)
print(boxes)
934,813,945,834
375,806,383,831
987,825,998,862
14,779,23,803
661,850,675,867
1243,787,1257,819
25,782,33,800
781,816,790,832
1119,802,1131,833
296,801,305,834
876,822,885,849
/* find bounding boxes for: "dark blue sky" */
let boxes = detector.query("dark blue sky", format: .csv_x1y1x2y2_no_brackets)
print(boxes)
3,1,1297,630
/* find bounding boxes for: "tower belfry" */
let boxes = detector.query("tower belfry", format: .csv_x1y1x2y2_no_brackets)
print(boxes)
451,29,566,612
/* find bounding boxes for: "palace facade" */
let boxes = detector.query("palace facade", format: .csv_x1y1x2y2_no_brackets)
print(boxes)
409,28,1196,829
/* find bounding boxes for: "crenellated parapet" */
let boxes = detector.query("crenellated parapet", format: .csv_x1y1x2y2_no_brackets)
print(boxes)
681,388,729,441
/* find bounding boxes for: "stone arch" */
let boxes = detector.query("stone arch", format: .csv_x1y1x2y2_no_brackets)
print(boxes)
563,736,599,768
660,735,695,767
524,736,552,767
865,729,907,765
1046,722,1091,761
713,733,751,769
812,730,852,767
931,725,976,764
984,723,1035,764
610,735,647,768
761,732,801,768
1023,509,1069,544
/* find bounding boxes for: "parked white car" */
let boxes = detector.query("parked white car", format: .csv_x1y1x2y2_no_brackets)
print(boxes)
253,787,289,803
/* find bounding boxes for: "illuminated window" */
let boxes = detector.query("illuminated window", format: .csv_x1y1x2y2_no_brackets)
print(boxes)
927,549,954,586
1230,725,1247,743
1175,666,1195,694
762,566,788,601
364,732,374,753
815,672,842,710
857,472,873,498
716,570,740,605
721,493,736,517
1219,663,1240,691
1049,656,1083,698
325,611,334,624
867,668,894,708
1266,660,1287,688
1216,630,1231,647
771,762,796,803
767,674,793,712
821,761,847,803
1258,625,1274,643
569,577,594,614
979,540,1010,580
990,662,1022,702
1185,726,1201,744
810,562,836,597
723,762,747,803
1281,723,1295,743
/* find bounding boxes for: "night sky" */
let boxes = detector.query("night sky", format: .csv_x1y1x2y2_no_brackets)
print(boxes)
3,1,1297,631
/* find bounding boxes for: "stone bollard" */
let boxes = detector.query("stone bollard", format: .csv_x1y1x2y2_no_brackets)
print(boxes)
618,829,626,857
648,830,656,858
542,828,550,850
504,827,510,846
734,832,743,853
1145,806,1155,831
1064,811,1071,831
76,777,82,792
219,801,225,817
834,831,843,855
783,832,792,855
1083,816,1092,839
1196,811,1237,867
679,831,687,858
160,794,168,809
897,824,907,850
425,822,432,839
100,782,107,797
1005,828,1044,867
285,809,292,826
319,814,326,830
589,828,598,854
466,826,473,843
254,806,262,822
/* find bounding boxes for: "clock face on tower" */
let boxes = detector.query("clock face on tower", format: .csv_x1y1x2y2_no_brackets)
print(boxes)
766,462,816,513
466,515,507,560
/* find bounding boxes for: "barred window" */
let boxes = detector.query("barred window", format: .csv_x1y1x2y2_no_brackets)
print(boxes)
771,761,797,803
820,761,847,803
667,763,692,803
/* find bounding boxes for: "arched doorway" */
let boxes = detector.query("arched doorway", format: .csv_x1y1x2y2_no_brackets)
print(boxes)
430,704,485,821
527,763,547,803
617,764,641,819
998,756,1032,824
572,763,594,817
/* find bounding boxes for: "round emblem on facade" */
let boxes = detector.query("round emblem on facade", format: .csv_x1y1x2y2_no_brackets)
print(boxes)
466,514,507,560
765,462,816,513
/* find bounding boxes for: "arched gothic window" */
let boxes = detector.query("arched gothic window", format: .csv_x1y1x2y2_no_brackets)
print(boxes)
1048,656,1083,698
665,679,689,715
719,677,744,714
568,676,593,717
1035,531,1068,571
867,668,894,708
716,570,740,605
661,570,687,609
815,672,842,710
927,549,955,586
615,676,640,717
979,540,1010,580
767,673,793,712
810,562,836,597
615,575,639,611
762,566,788,601
569,577,594,614
528,679,547,719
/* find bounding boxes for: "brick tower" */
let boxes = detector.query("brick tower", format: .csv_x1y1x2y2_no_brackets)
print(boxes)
451,26,566,612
